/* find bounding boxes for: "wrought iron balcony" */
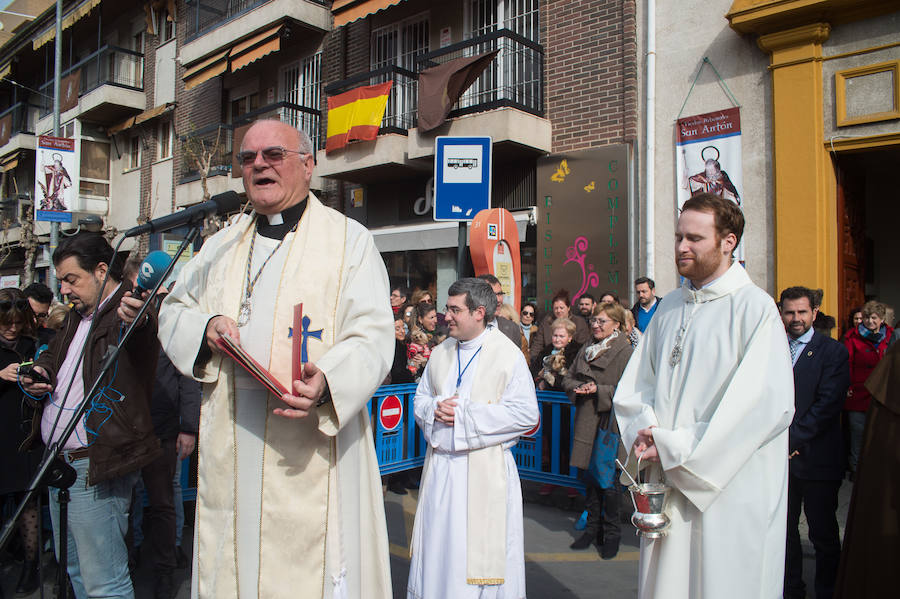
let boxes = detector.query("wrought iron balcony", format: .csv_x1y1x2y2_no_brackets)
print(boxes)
416,28,544,119
0,102,40,139
179,123,234,182
323,65,418,138
38,45,144,117
185,0,328,41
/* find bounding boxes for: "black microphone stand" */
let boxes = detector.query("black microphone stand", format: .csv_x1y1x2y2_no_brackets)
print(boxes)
0,224,202,598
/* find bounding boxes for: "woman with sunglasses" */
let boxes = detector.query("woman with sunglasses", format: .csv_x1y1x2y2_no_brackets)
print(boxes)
0,288,42,595
520,302,538,348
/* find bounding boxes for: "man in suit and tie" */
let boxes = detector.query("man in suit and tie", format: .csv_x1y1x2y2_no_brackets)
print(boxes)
780,286,850,599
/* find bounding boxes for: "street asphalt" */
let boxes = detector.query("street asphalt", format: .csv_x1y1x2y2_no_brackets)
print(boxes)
1,478,853,598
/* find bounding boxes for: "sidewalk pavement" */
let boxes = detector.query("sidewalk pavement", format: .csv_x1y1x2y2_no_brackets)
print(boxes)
2,478,853,598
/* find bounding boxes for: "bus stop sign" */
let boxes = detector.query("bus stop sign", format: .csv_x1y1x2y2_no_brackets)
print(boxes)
433,136,492,221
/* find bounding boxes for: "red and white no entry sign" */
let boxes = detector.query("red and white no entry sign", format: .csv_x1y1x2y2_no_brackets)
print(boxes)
379,395,403,431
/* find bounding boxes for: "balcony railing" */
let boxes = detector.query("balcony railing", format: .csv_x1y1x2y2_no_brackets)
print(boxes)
179,101,321,182
184,0,327,41
417,28,544,119
324,65,418,140
0,102,40,139
180,123,234,182
38,45,144,117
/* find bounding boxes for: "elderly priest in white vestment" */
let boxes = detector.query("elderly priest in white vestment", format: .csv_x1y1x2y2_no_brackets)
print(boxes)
408,278,539,599
150,120,394,599
614,193,795,599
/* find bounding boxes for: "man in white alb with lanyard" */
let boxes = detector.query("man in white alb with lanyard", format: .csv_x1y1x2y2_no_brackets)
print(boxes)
408,277,539,599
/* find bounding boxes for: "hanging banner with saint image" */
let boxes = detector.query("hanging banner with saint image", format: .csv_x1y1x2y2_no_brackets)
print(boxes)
675,107,743,263
34,135,75,223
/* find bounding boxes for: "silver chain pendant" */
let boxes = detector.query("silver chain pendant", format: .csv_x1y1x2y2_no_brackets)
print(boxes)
669,344,682,367
237,300,251,327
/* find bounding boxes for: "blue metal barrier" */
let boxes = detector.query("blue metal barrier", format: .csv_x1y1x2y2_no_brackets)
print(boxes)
174,385,583,505
369,385,583,490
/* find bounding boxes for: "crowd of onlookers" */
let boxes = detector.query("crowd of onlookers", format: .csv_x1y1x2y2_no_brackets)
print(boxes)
2,268,895,594
0,256,199,599
385,276,898,564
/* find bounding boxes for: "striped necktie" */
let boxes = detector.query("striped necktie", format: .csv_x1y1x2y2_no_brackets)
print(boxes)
789,338,801,363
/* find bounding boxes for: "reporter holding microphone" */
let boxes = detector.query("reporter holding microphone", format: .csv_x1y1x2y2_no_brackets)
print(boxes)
22,232,160,599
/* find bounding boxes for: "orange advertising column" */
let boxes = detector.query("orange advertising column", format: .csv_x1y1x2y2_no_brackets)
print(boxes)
470,208,522,314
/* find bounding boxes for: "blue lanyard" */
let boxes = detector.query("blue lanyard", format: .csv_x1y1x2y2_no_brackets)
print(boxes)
456,343,483,390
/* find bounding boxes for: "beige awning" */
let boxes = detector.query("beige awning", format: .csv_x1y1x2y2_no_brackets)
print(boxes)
0,63,10,81
332,0,406,28
107,102,176,135
182,25,284,88
230,25,282,73
33,0,101,50
183,49,229,91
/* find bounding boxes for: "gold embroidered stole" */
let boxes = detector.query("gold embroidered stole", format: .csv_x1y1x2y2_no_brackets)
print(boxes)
194,193,346,598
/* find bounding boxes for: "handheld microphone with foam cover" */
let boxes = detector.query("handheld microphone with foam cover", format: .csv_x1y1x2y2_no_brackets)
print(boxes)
134,250,173,296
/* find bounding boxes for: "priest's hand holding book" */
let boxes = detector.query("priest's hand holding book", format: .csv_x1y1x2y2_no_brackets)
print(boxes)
275,362,328,420
206,315,241,353
208,316,332,420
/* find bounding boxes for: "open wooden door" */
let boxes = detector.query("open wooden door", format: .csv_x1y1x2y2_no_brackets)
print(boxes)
835,157,866,335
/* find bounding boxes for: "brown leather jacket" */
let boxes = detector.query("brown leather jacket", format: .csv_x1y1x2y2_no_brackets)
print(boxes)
34,282,161,485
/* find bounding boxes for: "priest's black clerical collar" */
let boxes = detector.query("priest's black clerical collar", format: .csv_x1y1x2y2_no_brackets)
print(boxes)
256,197,307,240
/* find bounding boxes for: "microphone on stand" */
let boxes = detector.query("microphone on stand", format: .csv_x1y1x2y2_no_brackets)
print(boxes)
122,191,242,238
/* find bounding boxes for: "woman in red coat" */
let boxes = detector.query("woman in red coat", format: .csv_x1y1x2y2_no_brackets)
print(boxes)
843,300,894,476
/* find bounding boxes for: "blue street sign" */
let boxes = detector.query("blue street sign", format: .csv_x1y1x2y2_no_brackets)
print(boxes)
433,136,491,221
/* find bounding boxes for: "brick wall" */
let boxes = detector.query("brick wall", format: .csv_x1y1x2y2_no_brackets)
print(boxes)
542,0,637,153
172,0,224,206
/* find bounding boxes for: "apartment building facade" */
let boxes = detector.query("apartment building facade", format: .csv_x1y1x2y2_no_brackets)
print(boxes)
0,0,638,309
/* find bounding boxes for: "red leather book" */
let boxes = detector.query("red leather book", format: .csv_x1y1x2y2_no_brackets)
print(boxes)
215,333,289,397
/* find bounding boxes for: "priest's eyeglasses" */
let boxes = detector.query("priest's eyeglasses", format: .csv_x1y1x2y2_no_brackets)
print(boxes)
236,146,308,166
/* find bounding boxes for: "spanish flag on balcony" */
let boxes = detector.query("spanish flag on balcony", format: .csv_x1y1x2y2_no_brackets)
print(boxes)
325,81,393,154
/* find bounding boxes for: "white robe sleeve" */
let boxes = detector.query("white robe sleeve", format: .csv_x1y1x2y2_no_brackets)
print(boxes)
613,335,661,452
158,233,229,383
315,224,394,437
648,307,794,512
412,361,450,449
452,357,539,451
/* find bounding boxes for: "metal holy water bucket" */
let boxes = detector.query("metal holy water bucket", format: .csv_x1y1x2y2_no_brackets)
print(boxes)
628,482,671,538
618,453,672,539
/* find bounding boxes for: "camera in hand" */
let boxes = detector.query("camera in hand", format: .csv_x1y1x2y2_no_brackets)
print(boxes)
18,364,50,385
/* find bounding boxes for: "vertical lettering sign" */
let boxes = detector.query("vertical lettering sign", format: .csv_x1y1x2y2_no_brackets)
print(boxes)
536,146,629,313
